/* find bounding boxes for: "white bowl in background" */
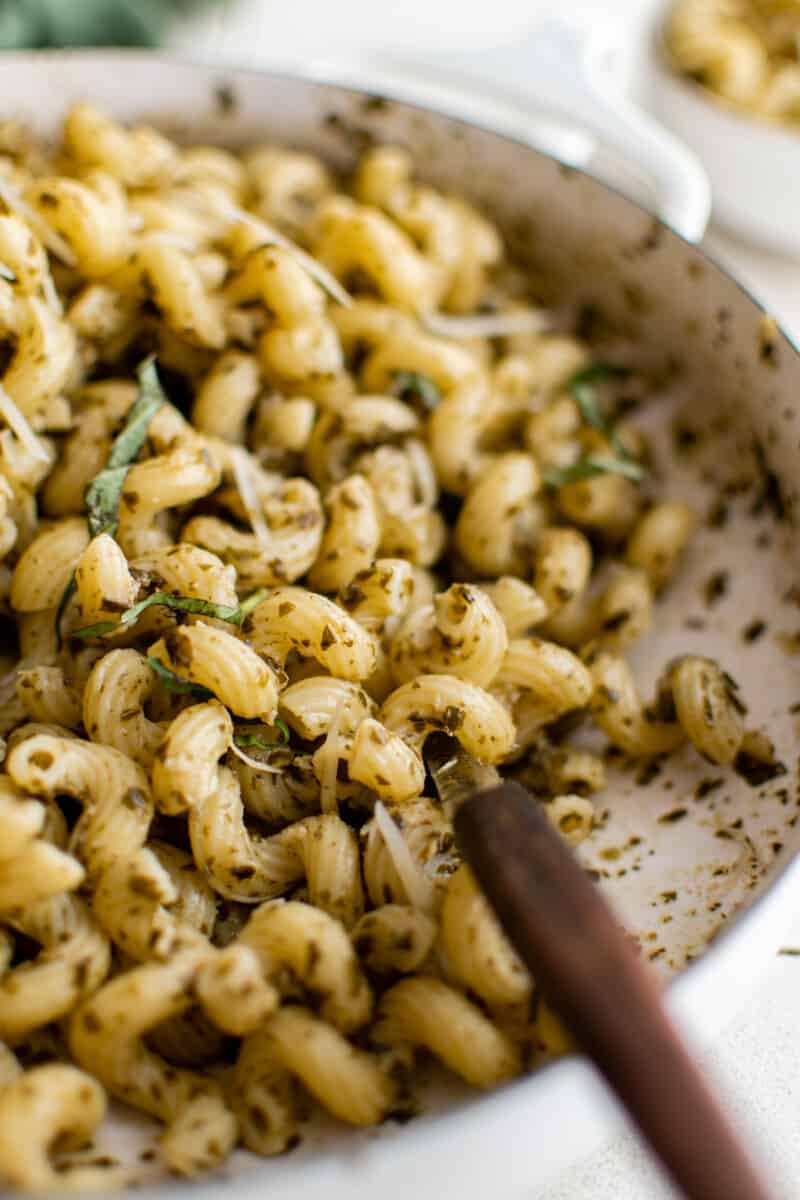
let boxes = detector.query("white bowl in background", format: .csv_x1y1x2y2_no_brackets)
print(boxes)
302,15,712,244
647,7,800,255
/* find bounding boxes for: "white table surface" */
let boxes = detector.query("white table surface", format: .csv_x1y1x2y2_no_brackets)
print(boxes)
172,3,800,1196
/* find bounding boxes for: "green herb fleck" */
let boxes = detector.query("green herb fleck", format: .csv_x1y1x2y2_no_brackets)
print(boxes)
568,362,633,462
54,571,77,651
233,732,284,753
391,370,441,412
146,657,213,698
543,454,644,488
85,356,168,539
71,587,269,641
0,262,16,283
569,362,629,392
235,588,268,622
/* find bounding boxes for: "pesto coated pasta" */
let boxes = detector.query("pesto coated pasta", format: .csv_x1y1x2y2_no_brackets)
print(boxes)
0,103,759,1191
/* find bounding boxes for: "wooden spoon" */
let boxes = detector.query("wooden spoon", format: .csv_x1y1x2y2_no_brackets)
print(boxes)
452,778,775,1200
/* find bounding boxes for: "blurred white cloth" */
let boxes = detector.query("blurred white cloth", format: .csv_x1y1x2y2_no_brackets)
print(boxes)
172,3,800,1196
175,0,549,57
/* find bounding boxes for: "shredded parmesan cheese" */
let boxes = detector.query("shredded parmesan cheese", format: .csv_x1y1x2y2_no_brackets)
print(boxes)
373,800,436,913
229,446,271,548
228,739,282,775
226,203,352,308
0,383,51,464
40,269,62,314
422,308,549,340
185,192,352,307
252,218,353,309
142,230,199,253
0,176,77,267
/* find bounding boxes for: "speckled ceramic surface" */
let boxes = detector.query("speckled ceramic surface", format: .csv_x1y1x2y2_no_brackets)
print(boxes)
1,52,799,1200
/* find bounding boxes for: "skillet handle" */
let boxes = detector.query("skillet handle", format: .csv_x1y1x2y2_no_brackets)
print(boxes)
455,782,774,1200
512,16,711,243
309,15,710,244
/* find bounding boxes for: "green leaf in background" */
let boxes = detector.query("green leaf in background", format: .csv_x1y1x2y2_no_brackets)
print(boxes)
0,0,225,49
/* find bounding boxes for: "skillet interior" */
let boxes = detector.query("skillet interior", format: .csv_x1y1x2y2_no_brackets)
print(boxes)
2,51,799,1190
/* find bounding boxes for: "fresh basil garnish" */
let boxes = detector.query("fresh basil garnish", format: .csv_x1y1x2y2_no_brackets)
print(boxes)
233,730,287,753
235,588,268,623
85,356,168,540
58,357,170,644
54,571,77,652
543,454,644,487
146,657,213,698
71,587,269,640
562,362,643,482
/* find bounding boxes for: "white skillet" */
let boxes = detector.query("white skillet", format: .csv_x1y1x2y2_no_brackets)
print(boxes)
0,48,798,1200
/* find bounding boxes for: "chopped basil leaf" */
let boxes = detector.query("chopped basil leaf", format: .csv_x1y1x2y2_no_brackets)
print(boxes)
54,571,77,651
391,370,441,412
566,362,643,473
570,379,606,434
569,363,629,390
233,732,284,753
0,262,16,283
543,454,644,487
85,356,168,539
232,716,291,742
235,588,268,622
71,587,269,640
146,657,213,698
569,363,628,435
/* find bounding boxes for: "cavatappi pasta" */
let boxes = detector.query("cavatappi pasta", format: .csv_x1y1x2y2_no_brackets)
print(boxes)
0,104,758,1191
667,0,800,126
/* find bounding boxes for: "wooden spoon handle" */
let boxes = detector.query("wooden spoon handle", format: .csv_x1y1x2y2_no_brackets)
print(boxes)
454,782,774,1200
